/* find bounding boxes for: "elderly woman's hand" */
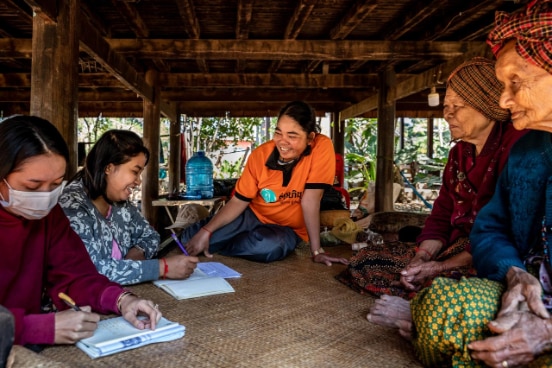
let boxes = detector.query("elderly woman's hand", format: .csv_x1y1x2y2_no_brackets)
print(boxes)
468,310,552,367
501,266,550,319
400,258,442,291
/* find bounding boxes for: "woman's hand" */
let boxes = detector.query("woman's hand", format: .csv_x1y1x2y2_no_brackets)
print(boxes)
163,254,199,279
125,246,146,260
119,295,162,330
468,311,552,367
400,257,442,291
500,266,550,319
312,253,349,266
54,306,100,344
185,228,212,258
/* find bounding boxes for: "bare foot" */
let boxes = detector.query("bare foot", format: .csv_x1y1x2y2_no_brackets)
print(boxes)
366,295,413,339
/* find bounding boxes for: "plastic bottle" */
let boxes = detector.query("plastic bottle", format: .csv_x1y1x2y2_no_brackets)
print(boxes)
185,151,214,199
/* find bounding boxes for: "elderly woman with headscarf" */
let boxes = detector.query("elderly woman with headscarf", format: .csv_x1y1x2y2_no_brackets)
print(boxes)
375,1,552,367
337,57,526,305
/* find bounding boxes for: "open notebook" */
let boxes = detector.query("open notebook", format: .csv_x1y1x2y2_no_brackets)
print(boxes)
153,263,238,300
76,316,185,359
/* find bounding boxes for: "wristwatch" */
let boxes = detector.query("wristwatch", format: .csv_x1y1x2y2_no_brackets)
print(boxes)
311,247,325,257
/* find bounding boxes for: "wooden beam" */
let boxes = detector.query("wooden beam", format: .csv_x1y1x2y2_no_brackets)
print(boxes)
30,0,79,176
77,16,175,120
175,0,200,39
142,69,161,226
0,87,373,105
385,0,442,40
158,73,379,88
284,0,317,39
0,39,33,57
108,39,485,60
340,43,489,119
111,0,149,38
236,0,254,39
329,0,377,40
23,0,56,22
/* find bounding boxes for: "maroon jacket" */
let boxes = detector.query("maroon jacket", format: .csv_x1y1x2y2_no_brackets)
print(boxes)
417,122,527,253
0,204,123,345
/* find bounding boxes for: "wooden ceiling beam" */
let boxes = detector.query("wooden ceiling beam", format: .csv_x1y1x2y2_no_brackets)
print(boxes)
0,87,371,103
236,0,254,40
284,0,317,39
385,0,442,40
111,0,149,38
77,16,175,120
160,89,370,102
269,0,317,73
107,39,485,60
6,0,33,23
433,0,503,40
175,0,200,39
23,0,56,22
158,73,379,88
340,43,489,119
329,0,377,39
0,72,414,88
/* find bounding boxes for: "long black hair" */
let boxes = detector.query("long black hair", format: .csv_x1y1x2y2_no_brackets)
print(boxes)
0,115,69,179
74,130,150,201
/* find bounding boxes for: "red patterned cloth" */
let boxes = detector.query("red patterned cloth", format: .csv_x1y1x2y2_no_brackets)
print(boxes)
487,0,552,74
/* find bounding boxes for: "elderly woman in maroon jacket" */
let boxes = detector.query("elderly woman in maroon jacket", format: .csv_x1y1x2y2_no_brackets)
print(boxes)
338,57,527,308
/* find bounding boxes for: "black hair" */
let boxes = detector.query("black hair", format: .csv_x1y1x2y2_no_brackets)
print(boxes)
75,130,150,201
0,115,69,179
277,101,320,134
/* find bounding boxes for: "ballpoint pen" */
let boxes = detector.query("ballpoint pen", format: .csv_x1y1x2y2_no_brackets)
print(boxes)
58,292,81,311
170,230,190,256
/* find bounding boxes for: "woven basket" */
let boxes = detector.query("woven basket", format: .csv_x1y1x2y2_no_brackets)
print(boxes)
320,210,351,228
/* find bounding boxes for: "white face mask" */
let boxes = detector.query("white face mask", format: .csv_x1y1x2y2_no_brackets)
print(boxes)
0,179,66,220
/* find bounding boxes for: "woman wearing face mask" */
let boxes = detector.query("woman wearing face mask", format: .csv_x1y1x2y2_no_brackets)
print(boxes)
182,100,349,265
0,115,161,348
59,130,199,285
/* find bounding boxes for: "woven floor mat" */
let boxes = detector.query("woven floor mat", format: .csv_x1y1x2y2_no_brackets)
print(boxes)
38,244,421,368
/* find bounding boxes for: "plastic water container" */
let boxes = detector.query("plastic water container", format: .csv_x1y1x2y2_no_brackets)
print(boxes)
185,151,214,199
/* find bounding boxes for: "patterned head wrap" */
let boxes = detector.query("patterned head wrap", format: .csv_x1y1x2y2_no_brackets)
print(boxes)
487,0,552,74
447,57,511,122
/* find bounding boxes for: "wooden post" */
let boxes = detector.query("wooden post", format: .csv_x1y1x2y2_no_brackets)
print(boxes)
427,117,434,159
30,0,79,177
168,112,182,195
331,110,344,157
142,69,161,228
375,68,396,212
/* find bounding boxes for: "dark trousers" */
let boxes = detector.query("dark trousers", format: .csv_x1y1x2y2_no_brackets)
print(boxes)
0,306,14,368
180,208,301,262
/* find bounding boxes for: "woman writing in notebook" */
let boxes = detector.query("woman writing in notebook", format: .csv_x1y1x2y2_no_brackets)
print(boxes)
0,115,161,347
182,100,349,265
59,130,199,285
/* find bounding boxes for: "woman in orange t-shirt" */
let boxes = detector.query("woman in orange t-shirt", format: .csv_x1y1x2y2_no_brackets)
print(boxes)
182,101,348,265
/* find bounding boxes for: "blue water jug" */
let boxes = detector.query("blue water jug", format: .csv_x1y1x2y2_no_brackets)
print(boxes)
185,151,214,199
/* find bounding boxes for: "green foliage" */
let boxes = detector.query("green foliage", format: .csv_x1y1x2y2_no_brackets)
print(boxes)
218,158,244,179
343,118,378,189
344,117,452,191
187,116,263,153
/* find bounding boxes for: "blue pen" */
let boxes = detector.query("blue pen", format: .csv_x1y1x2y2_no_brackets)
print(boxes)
170,231,190,256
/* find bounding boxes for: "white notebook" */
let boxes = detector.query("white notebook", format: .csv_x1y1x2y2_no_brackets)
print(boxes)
76,316,185,359
153,268,235,300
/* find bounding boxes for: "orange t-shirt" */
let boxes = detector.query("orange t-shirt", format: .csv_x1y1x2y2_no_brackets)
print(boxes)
234,133,335,241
